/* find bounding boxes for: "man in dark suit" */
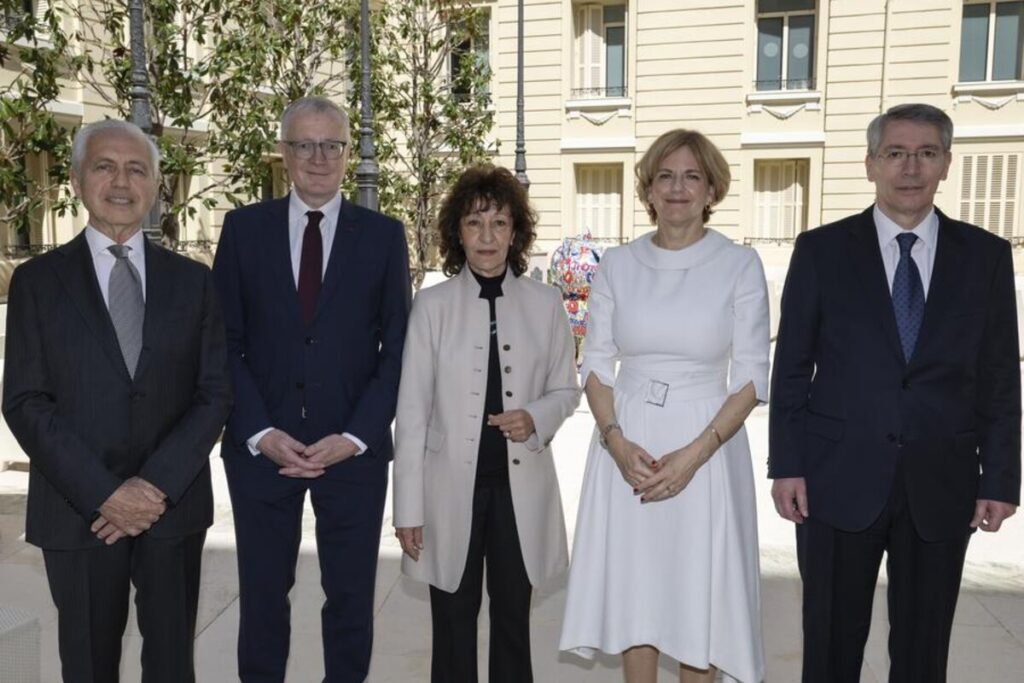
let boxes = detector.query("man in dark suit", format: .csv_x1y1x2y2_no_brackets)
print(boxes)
212,96,410,682
769,103,1021,682
2,120,232,682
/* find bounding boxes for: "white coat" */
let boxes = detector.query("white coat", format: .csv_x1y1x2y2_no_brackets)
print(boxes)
393,267,580,592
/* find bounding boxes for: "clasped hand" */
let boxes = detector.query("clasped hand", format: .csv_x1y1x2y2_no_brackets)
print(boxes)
257,428,360,478
92,477,167,545
606,432,709,504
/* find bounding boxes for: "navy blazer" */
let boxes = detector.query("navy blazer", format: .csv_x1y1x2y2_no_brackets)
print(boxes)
769,207,1021,541
2,233,232,549
212,195,411,463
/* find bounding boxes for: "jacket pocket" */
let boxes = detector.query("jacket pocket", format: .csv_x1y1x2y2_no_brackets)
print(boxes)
804,411,845,442
426,427,446,453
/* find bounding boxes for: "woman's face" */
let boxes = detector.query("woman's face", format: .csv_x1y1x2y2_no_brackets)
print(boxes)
460,200,513,277
646,145,714,230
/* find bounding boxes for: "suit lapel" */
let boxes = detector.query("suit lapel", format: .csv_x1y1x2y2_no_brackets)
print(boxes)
312,198,360,324
54,232,131,382
271,197,304,327
847,207,906,364
133,239,172,383
910,210,965,366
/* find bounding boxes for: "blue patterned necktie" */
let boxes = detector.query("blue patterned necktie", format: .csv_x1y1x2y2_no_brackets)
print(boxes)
892,232,924,362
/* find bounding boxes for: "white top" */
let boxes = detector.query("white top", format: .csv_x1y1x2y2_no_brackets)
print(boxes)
288,192,342,282
874,205,938,296
85,226,147,306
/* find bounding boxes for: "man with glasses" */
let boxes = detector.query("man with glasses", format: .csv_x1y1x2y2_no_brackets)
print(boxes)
213,96,411,682
769,103,1020,682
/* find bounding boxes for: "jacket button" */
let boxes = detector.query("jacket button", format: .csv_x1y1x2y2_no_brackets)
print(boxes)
306,336,316,345
504,366,511,374
296,382,304,389
886,433,896,443
503,344,511,351
505,390,512,397
901,379,910,390
512,458,520,465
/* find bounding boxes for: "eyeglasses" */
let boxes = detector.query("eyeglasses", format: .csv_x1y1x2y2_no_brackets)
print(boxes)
281,139,348,160
875,148,946,165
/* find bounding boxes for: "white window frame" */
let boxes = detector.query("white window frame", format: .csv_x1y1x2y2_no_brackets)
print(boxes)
572,3,627,100
959,152,1021,238
449,7,492,100
574,164,623,241
960,0,1024,83
755,2,816,91
753,158,809,239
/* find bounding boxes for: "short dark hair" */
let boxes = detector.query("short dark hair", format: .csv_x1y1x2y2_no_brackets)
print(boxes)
867,103,953,156
438,165,537,277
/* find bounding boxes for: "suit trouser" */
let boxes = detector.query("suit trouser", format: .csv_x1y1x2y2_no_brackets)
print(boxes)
796,462,971,683
42,531,206,683
429,477,533,683
225,453,389,683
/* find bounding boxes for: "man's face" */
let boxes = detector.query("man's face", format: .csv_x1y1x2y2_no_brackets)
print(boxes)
865,119,951,227
279,111,350,209
70,130,159,240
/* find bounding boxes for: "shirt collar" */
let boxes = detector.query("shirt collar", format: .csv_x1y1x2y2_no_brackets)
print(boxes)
873,204,938,251
85,225,146,258
289,192,342,224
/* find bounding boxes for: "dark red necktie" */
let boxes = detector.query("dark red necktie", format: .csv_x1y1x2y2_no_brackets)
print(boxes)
297,210,323,325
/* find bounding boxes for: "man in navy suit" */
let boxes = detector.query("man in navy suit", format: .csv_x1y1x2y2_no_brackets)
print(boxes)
213,96,411,682
769,103,1020,682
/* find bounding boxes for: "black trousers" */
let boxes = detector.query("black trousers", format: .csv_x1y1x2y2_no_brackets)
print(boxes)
796,464,970,683
429,478,533,683
42,531,206,683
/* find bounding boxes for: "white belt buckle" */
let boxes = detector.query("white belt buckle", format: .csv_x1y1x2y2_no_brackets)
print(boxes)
645,379,669,407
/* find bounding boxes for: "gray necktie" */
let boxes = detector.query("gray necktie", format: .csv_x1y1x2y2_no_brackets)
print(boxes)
107,244,145,377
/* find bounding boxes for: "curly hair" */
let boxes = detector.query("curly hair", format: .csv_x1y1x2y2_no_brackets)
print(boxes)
635,129,730,225
438,165,538,277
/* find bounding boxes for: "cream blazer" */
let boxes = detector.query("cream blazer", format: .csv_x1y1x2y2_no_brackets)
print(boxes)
393,268,580,592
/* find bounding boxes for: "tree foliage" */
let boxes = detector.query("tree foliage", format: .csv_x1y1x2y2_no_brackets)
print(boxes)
1,0,495,272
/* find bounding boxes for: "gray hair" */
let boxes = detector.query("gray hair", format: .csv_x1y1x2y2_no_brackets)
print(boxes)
280,96,349,139
867,103,953,156
71,119,161,177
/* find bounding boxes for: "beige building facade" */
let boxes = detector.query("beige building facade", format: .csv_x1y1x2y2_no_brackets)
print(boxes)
476,0,1023,279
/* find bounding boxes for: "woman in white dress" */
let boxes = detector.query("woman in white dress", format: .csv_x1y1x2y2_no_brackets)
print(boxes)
559,129,769,683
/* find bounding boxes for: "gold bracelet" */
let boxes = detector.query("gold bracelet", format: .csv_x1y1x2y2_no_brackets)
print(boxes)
708,424,723,447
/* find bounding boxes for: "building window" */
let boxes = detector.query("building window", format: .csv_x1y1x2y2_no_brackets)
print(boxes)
451,9,491,100
754,159,809,238
3,0,34,30
959,1,1024,82
575,164,622,240
573,4,627,99
755,0,816,91
960,153,1021,237
261,159,289,202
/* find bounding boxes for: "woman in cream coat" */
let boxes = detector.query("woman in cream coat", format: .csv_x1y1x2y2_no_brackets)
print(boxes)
393,165,580,683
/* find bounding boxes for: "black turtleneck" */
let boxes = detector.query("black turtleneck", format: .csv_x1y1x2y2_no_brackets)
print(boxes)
471,268,509,482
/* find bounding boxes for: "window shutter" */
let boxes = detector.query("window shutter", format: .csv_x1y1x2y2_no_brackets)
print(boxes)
576,165,622,240
34,0,48,21
575,5,604,93
754,159,808,238
960,153,1022,238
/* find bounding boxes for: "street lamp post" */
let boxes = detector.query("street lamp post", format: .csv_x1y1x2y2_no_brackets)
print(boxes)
354,0,380,211
127,0,162,242
514,0,529,191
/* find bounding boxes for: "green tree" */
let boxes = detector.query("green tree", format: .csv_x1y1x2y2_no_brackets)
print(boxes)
341,0,496,286
0,0,84,249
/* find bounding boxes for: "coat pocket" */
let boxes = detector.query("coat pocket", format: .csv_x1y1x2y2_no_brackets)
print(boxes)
804,411,845,442
426,427,446,453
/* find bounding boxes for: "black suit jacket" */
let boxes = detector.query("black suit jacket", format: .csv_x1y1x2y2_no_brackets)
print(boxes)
2,232,232,549
213,195,410,464
769,207,1021,541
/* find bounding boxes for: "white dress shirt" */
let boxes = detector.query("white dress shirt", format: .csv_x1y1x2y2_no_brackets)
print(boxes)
247,192,367,457
288,192,342,283
874,205,938,297
85,226,147,305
